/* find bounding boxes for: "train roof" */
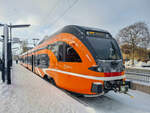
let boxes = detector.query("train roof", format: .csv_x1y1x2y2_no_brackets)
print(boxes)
38,25,110,45
20,25,112,56
72,25,108,33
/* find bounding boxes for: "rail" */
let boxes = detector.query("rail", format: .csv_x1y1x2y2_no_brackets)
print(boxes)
125,72,150,83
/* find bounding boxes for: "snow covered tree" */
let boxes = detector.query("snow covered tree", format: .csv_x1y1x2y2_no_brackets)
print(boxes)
116,22,150,65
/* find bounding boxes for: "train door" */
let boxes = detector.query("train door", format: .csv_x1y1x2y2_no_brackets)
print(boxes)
32,55,34,72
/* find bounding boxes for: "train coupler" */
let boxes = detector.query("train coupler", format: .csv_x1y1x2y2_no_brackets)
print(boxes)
118,80,132,93
118,85,134,98
117,81,134,98
119,85,129,93
119,80,132,92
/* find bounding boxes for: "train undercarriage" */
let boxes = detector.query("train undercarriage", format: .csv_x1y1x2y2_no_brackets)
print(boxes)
91,79,131,95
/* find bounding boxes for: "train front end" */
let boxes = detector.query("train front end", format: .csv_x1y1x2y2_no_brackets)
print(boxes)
84,30,131,95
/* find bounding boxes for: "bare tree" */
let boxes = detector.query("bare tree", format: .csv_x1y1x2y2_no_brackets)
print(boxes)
116,22,150,65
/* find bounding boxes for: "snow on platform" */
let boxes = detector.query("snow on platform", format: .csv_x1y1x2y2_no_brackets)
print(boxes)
0,64,90,113
0,64,150,113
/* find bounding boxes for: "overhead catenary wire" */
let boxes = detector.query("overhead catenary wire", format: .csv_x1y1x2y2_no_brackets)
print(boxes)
46,0,79,28
25,0,79,50
24,0,61,45
33,0,79,33
39,0,62,27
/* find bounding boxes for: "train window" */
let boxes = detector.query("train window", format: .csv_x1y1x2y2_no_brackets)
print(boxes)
25,57,28,64
35,54,49,68
64,44,81,62
34,55,40,66
28,56,30,64
36,55,40,66
29,56,31,65
48,41,81,62
48,43,59,60
27,56,29,64
28,56,32,65
34,55,37,66
57,42,65,61
24,57,26,63
22,58,24,63
57,45,63,61
51,43,58,53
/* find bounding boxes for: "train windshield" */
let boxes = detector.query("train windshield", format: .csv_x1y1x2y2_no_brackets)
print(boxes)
87,36,122,60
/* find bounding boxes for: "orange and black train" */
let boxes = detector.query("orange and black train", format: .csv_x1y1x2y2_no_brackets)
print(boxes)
20,25,130,96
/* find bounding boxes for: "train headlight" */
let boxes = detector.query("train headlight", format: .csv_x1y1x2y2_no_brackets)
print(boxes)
88,65,103,72
97,67,102,72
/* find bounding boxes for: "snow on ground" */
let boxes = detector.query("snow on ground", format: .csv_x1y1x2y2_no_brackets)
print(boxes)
126,66,150,70
0,64,90,113
0,64,150,113
77,90,150,113
125,60,150,70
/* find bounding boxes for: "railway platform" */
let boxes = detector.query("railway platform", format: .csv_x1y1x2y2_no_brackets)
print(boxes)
0,63,150,113
0,64,89,113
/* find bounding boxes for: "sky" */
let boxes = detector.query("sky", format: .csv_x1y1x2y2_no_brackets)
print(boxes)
0,0,150,55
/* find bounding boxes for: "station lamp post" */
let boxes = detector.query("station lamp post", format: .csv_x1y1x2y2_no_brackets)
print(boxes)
0,23,30,84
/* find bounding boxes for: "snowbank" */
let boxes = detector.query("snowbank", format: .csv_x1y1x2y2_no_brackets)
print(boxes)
125,60,150,69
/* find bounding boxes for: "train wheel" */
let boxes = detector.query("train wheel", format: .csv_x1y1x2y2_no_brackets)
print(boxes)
69,91,84,97
50,78,56,85
43,75,49,81
44,75,56,85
